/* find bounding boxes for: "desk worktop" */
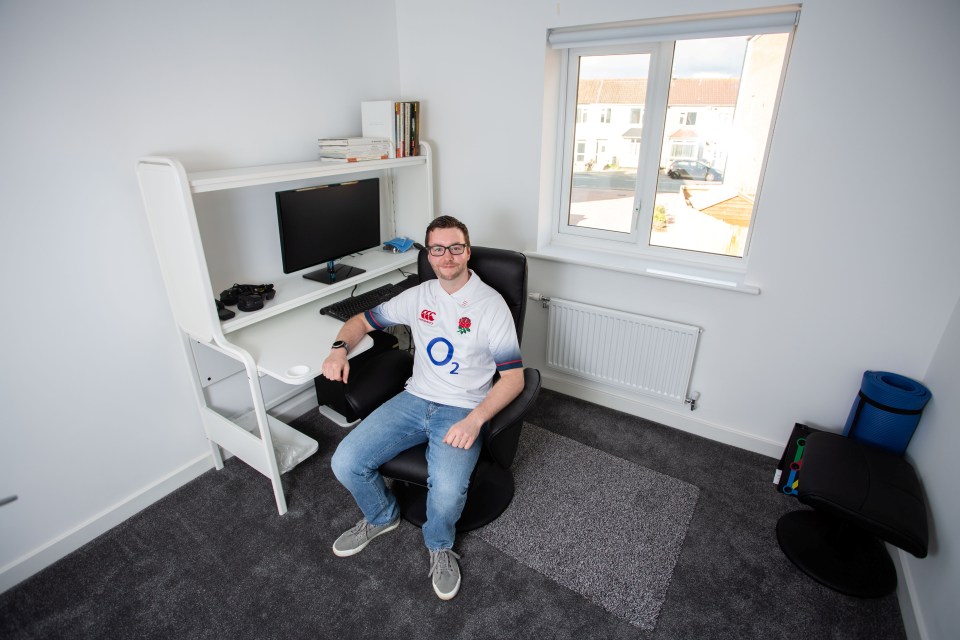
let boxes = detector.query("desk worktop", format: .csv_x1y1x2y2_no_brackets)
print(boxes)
223,265,414,385
227,298,373,384
219,248,417,334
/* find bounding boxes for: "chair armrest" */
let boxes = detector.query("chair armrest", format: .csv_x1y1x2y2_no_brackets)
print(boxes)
344,350,414,419
484,368,542,468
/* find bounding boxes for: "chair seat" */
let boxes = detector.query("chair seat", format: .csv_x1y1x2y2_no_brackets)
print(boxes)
379,443,429,485
776,431,928,598
795,431,927,557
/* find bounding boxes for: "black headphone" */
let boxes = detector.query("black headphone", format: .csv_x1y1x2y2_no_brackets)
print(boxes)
219,283,275,312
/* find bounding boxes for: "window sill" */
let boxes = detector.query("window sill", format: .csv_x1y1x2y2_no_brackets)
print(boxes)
527,244,761,295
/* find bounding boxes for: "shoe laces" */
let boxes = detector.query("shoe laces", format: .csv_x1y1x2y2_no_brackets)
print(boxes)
428,549,462,578
349,518,374,539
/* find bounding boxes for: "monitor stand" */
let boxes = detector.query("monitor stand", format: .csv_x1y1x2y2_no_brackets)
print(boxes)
303,260,366,285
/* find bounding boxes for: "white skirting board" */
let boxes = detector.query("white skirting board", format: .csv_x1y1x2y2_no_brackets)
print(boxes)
893,548,927,640
0,453,212,595
541,371,783,458
0,386,321,596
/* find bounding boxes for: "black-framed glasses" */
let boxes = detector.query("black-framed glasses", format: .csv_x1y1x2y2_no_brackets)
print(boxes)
427,243,467,257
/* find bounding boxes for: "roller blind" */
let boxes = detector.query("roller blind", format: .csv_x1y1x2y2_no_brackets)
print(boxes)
547,5,800,49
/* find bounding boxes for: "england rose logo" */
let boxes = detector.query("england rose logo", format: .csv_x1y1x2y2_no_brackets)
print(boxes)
457,317,471,334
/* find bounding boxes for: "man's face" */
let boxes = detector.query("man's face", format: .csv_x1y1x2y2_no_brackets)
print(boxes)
426,227,470,283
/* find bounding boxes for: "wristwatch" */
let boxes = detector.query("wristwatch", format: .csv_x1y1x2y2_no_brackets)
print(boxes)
331,340,348,351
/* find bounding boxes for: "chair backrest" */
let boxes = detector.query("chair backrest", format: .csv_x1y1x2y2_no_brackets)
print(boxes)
417,246,528,345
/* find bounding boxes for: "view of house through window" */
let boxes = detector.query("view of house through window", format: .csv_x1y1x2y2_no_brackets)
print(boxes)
564,33,790,258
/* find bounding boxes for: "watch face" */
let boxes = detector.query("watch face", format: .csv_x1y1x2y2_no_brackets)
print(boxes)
332,340,347,350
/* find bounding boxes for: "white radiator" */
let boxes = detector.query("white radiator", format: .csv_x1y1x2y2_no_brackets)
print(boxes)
545,298,701,405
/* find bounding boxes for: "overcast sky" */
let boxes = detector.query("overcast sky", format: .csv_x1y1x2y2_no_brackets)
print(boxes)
579,36,748,79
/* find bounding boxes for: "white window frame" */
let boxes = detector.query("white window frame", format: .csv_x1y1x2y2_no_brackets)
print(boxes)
546,6,799,280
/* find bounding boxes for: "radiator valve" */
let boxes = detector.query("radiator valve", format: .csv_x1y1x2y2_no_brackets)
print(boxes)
685,391,701,411
528,293,551,308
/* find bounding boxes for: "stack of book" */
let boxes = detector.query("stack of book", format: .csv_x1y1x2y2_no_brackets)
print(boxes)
316,137,392,162
361,100,421,158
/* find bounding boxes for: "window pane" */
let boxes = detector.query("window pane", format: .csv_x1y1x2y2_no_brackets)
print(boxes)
567,53,650,234
651,34,789,257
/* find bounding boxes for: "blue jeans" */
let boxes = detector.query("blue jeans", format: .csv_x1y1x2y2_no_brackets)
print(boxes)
330,391,480,551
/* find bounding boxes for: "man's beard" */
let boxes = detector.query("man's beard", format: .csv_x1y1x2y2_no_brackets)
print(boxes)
435,261,467,281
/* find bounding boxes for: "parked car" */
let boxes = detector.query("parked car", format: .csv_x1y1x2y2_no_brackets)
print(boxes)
666,160,722,182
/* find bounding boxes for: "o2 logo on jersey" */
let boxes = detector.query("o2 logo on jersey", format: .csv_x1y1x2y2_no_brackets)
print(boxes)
419,309,436,325
427,337,460,374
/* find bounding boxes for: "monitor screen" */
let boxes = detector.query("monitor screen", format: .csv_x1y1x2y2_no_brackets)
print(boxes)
276,178,381,284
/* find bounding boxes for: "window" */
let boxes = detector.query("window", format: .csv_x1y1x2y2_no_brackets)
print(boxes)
549,7,798,268
670,142,697,160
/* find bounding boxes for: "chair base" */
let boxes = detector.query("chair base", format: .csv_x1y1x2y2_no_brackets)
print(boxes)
391,467,515,533
776,510,897,598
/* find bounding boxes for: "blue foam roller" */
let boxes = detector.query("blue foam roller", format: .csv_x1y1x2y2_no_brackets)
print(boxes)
843,371,931,454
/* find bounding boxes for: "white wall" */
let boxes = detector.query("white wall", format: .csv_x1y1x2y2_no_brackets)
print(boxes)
393,0,960,636
0,0,400,591
2,0,957,635
901,295,960,639
395,0,960,451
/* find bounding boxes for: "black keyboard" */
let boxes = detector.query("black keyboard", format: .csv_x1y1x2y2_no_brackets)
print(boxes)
319,277,417,322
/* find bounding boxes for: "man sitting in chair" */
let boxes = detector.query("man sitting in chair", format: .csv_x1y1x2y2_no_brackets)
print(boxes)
321,215,524,601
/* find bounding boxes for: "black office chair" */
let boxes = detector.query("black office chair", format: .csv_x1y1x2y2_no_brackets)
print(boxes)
340,246,542,532
776,431,929,598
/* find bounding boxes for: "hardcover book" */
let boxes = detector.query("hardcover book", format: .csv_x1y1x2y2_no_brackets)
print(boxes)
361,101,398,158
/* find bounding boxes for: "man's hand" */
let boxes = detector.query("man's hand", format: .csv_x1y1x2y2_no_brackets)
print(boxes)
442,368,524,449
321,313,375,383
442,417,484,450
322,350,350,383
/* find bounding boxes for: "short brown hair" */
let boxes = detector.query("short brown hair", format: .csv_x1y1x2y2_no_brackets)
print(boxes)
425,215,470,248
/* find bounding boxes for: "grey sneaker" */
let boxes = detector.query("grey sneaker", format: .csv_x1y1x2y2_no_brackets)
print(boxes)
332,517,400,557
428,549,462,600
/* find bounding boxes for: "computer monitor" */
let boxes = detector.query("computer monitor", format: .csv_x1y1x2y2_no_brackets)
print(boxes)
276,178,381,284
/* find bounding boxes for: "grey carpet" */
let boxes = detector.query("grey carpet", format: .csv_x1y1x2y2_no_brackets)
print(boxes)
0,389,910,639
475,424,698,629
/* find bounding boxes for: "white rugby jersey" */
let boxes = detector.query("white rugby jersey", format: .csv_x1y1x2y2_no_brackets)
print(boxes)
364,270,522,409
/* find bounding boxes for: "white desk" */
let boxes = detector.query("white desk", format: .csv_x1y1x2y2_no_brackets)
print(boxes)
136,150,432,515
221,251,417,384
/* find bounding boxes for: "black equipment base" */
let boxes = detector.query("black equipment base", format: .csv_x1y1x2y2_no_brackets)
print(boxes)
776,509,897,598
